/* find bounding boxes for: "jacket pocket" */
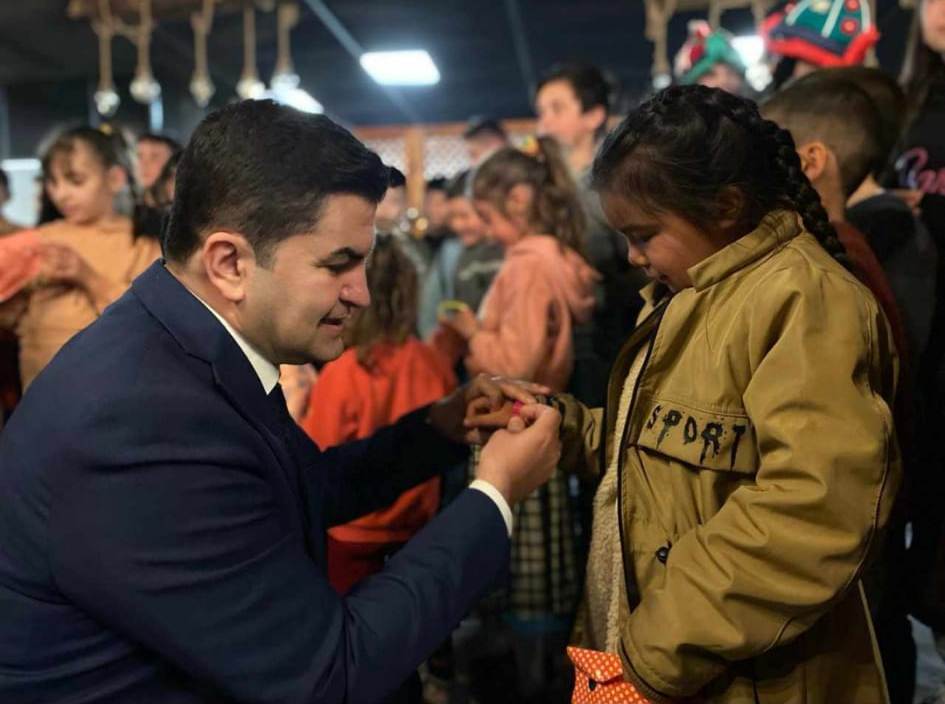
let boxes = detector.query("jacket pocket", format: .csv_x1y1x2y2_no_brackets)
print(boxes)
634,396,758,474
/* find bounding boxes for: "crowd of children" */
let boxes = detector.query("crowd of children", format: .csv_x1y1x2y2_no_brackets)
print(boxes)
2,0,945,702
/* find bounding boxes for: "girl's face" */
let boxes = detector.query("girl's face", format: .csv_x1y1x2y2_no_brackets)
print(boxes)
474,185,533,248
922,0,945,53
474,200,522,247
45,141,123,226
600,191,728,292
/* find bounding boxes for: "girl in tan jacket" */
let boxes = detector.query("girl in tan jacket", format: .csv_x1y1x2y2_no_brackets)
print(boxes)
577,85,899,703
0,128,159,389
470,86,901,703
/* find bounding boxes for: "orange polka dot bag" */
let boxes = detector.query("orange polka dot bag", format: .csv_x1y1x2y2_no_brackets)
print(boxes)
567,646,652,704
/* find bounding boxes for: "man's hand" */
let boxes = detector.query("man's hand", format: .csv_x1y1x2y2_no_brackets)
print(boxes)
476,403,561,505
427,373,551,445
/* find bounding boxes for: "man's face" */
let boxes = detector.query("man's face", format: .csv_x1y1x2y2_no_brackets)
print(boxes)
697,63,745,94
922,0,945,52
136,140,174,190
535,79,601,149
375,186,406,233
448,196,485,246
791,60,819,80
424,189,449,229
241,194,374,364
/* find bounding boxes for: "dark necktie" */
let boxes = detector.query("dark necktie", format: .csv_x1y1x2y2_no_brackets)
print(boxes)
267,383,294,446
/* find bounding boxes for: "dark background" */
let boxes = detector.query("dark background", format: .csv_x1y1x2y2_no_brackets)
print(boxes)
0,0,918,157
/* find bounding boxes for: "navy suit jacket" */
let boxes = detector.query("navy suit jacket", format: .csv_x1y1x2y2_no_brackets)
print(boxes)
0,261,510,703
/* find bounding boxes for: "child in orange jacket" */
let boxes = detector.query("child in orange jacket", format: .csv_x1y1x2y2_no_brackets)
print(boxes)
302,235,457,594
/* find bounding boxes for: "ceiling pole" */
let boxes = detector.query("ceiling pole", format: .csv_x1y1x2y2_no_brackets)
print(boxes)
708,0,722,28
749,0,767,26
91,0,120,117
189,0,216,107
644,0,677,87
503,0,537,103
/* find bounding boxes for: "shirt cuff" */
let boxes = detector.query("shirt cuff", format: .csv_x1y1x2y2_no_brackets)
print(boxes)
469,479,513,537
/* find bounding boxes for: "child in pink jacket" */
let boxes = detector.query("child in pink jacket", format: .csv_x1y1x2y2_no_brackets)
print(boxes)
441,139,598,389
440,136,598,701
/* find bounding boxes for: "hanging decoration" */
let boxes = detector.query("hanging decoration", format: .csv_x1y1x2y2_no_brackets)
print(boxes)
236,2,265,100
644,0,678,88
92,0,120,116
270,2,300,93
129,0,161,104
190,0,216,107
644,0,781,89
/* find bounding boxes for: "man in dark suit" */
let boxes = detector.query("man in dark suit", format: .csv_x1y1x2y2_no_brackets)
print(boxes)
0,101,561,703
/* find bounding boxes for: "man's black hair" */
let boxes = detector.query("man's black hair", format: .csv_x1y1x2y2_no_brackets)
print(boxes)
445,171,470,200
536,62,613,116
463,117,507,142
138,132,182,153
387,166,406,189
164,100,389,264
426,176,448,192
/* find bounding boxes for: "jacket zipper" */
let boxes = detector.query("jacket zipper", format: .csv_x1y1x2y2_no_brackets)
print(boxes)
612,300,668,611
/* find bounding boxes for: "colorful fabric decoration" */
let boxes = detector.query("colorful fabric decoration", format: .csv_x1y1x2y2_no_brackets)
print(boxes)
674,20,746,85
761,0,880,68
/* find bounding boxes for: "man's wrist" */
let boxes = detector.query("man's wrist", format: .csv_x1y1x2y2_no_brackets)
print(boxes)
469,479,513,536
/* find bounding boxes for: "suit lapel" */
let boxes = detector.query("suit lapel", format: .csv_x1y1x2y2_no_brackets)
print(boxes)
132,262,302,506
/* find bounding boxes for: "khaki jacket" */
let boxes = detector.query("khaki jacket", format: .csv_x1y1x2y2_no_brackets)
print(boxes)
560,211,900,703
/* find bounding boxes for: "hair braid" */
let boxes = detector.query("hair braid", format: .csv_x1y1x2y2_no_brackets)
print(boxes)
595,85,848,267
699,88,848,265
766,125,849,265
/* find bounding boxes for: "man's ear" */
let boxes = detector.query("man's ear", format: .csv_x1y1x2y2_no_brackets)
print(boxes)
200,231,257,304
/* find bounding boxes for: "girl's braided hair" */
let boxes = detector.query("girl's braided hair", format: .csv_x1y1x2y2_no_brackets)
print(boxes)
592,85,847,265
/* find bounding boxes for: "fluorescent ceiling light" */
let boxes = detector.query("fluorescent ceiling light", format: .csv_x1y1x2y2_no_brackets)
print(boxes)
360,50,440,86
732,35,765,67
264,87,323,114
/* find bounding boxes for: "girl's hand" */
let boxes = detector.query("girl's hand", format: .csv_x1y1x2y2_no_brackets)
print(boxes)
439,305,479,340
429,373,551,445
39,242,96,289
39,242,112,312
